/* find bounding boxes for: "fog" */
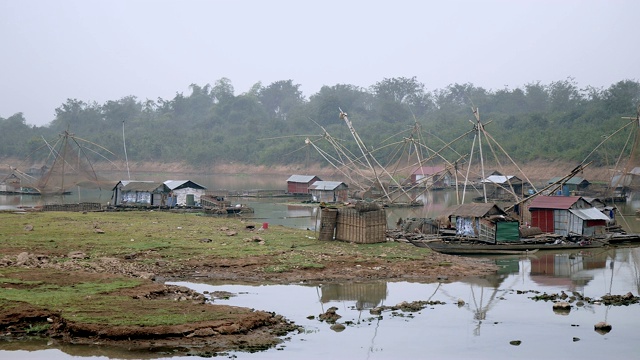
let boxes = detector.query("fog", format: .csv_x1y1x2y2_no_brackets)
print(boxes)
1,0,638,126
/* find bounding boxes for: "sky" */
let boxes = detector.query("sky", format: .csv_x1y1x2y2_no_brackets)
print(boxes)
1,0,639,126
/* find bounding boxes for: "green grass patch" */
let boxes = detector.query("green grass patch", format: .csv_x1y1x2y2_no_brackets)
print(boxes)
0,210,433,328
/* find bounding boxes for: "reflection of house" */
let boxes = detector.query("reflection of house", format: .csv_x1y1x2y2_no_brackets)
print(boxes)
480,171,525,199
0,174,21,194
410,166,452,187
112,181,169,206
308,181,348,203
446,203,519,243
164,180,207,206
530,253,602,289
528,196,609,236
547,176,590,195
320,282,387,309
286,175,321,194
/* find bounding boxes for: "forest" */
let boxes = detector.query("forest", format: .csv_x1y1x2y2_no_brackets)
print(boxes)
0,77,639,171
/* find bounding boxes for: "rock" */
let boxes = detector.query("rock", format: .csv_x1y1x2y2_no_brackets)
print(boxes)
193,327,216,337
594,321,612,335
15,252,30,266
319,306,342,324
369,307,383,315
24,224,34,231
457,299,465,307
217,323,241,334
553,301,571,315
330,323,346,332
136,272,155,279
68,251,87,259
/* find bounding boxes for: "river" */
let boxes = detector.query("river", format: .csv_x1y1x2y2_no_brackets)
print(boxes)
1,174,640,359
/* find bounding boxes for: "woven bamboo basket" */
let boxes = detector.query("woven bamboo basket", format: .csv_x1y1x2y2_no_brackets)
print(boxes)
335,207,387,244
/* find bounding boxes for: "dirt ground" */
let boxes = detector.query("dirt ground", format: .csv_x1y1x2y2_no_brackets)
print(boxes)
0,243,497,357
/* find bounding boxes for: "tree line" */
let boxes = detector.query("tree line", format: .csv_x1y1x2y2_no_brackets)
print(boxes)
1,77,639,171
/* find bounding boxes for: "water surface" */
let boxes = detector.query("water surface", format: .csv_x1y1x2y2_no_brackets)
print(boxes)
3,247,639,359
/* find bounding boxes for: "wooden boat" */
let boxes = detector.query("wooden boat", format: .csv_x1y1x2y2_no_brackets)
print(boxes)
606,233,640,244
416,238,607,255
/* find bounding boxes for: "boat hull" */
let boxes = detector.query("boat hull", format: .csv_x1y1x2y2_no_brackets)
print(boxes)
423,240,606,255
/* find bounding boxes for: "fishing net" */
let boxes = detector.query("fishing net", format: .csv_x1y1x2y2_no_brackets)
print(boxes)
13,131,118,194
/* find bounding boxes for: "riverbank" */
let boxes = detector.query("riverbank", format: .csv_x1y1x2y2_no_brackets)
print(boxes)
123,160,614,183
0,211,497,356
0,158,615,183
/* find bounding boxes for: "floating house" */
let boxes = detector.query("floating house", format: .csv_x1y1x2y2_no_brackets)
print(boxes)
0,174,21,194
164,180,207,206
111,181,170,206
528,196,609,237
547,176,591,195
308,181,348,203
286,175,322,194
410,166,452,187
446,203,520,243
583,197,616,225
480,172,525,200
611,167,640,190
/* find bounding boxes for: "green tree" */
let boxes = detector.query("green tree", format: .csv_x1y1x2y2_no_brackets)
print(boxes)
259,80,305,121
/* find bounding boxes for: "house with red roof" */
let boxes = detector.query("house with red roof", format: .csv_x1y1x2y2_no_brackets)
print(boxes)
410,166,452,187
528,196,609,237
286,175,322,195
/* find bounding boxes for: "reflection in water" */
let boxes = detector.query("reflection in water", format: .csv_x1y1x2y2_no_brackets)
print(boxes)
319,282,388,310
452,258,519,336
2,249,640,359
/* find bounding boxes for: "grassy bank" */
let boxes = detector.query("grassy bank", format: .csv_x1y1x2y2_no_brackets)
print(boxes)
0,210,433,330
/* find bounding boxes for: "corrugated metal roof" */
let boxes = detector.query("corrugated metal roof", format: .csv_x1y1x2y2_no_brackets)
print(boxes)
164,180,206,190
528,195,581,209
446,203,506,217
569,208,610,221
547,176,589,185
481,175,518,184
309,181,346,191
412,166,446,175
287,175,320,183
119,181,167,192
